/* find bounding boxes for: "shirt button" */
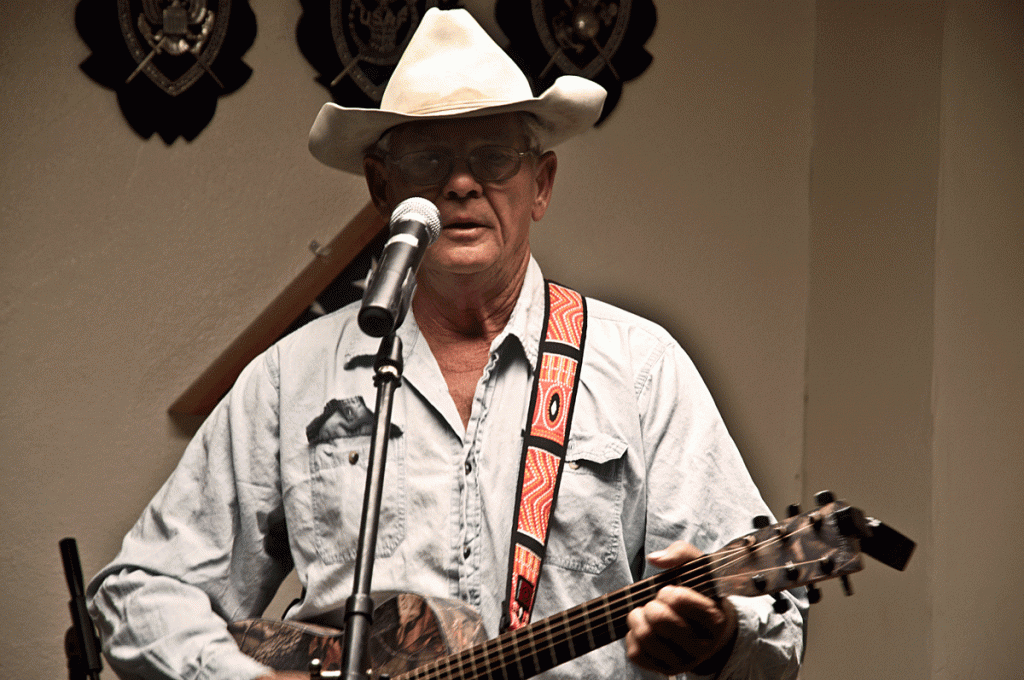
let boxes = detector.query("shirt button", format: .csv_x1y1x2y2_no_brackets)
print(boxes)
348,451,360,465
465,460,472,474
463,546,471,559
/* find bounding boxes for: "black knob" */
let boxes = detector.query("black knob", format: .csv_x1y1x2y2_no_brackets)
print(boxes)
814,490,836,506
772,593,792,613
806,584,822,604
753,515,771,529
786,503,801,517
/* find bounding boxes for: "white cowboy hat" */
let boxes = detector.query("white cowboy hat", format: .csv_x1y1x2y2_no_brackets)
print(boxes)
308,8,607,174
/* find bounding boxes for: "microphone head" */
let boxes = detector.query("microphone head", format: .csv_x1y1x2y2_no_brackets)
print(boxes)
390,197,441,244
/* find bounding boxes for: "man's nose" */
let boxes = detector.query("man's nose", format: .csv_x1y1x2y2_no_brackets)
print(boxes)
443,158,481,198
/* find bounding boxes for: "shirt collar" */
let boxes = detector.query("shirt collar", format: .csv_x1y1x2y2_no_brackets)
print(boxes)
492,256,546,371
342,256,547,372
341,307,424,368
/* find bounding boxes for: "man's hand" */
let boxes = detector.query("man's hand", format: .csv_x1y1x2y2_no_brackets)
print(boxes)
625,542,739,676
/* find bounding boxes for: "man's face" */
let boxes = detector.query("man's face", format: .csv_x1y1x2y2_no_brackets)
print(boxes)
364,113,557,282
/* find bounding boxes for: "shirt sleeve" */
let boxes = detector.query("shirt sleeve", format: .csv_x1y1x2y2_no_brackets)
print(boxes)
637,339,807,680
87,348,290,680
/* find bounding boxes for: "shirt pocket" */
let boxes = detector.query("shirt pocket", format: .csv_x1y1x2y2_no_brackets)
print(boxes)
309,434,406,564
546,431,626,575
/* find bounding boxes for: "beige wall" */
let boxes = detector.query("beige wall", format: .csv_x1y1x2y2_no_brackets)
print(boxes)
803,3,942,678
932,2,1023,678
1,2,1019,679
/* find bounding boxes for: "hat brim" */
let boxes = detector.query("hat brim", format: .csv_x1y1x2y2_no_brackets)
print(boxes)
308,75,607,174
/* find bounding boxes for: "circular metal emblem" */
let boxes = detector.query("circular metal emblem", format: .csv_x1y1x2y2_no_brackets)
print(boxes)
118,0,232,96
329,0,441,102
532,0,631,81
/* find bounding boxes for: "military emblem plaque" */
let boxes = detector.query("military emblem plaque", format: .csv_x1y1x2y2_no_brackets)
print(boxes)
497,0,656,123
77,0,256,141
118,0,231,96
298,0,460,107
332,0,438,101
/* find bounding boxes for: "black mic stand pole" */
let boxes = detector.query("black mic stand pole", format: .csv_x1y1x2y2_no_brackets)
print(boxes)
338,333,403,680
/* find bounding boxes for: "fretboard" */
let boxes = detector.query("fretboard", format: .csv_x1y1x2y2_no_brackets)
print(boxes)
395,557,717,680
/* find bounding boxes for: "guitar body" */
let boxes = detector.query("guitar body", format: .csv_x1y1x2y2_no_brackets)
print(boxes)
230,499,914,680
229,591,486,676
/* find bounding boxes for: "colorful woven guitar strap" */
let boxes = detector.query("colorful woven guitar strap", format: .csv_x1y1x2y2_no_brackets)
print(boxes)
503,281,588,631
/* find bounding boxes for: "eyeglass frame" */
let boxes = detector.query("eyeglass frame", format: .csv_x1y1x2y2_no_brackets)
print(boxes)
382,145,539,186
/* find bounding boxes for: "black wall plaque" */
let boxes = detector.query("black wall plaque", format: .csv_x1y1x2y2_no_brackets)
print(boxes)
297,0,462,109
497,0,656,124
77,0,257,142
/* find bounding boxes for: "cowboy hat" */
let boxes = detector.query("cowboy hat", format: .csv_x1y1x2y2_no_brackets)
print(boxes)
308,8,607,174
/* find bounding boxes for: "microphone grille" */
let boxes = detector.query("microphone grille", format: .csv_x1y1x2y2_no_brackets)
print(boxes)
390,197,441,244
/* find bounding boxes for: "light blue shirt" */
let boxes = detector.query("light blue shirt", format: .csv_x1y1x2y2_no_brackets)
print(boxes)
89,258,805,680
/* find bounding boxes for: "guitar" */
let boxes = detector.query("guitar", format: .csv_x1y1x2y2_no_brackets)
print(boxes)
229,493,914,679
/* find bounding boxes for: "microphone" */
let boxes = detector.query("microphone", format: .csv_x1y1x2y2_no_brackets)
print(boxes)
359,197,441,337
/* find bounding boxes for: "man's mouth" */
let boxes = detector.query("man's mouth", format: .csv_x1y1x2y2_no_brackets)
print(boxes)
443,220,486,230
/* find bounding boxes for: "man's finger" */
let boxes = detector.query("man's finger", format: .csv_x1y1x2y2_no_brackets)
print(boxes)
652,585,728,637
646,541,703,567
625,605,699,674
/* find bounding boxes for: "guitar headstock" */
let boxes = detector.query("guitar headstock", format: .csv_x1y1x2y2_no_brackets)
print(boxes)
710,491,915,605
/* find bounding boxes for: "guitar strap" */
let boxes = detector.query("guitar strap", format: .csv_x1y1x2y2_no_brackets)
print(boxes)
502,281,587,631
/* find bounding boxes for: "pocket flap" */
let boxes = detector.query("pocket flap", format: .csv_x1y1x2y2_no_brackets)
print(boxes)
566,431,627,466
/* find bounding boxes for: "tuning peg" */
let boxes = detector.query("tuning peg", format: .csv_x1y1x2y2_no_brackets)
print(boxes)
753,515,771,529
774,524,791,542
840,575,854,596
772,593,792,613
808,510,824,531
814,490,836,506
752,573,768,593
786,503,801,517
818,555,835,576
784,562,800,581
806,583,822,604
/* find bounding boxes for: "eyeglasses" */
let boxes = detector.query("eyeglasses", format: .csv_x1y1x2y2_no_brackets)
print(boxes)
386,145,536,186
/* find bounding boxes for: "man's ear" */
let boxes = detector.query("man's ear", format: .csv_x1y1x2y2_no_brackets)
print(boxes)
532,151,557,222
363,156,392,219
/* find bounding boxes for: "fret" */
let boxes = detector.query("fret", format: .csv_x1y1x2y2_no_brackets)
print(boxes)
601,590,616,642
486,636,509,680
521,628,542,678
472,638,492,680
543,612,561,668
552,609,577,667
508,628,527,679
581,597,597,652
453,646,467,680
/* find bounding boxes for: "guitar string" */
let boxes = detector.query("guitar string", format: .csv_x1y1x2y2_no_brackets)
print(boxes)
402,524,829,680
406,558,804,680
399,519,835,680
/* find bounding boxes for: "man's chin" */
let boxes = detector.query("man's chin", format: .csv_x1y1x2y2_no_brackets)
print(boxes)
430,261,493,277
424,248,498,277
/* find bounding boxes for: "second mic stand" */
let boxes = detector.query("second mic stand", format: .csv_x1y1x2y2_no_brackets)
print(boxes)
337,334,403,680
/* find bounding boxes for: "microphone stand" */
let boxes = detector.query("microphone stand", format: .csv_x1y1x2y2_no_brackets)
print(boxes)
338,333,403,680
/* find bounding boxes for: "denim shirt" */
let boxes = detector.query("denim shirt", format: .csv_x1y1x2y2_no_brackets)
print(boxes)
89,258,805,680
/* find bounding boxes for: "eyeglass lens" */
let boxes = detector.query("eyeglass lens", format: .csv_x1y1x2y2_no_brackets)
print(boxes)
392,146,527,185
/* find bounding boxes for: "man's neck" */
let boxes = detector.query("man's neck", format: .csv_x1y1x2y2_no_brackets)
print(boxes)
412,256,530,428
412,257,530,345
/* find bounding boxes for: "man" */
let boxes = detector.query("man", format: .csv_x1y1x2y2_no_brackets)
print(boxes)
89,9,805,680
